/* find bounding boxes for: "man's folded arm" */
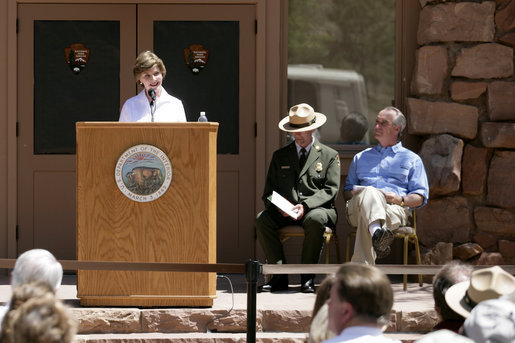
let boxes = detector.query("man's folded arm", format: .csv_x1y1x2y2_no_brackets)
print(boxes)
403,193,424,208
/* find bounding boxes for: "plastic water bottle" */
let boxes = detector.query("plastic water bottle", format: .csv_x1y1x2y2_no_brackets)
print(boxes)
197,111,208,122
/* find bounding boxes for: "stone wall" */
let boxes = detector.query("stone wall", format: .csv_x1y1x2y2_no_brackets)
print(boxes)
409,0,515,263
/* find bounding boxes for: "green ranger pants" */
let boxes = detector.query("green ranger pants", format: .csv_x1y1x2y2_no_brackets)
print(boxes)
255,207,336,265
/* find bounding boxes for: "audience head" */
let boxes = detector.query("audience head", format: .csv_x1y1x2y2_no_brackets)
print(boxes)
133,50,167,82
327,263,393,335
308,303,336,343
432,260,473,321
339,111,369,143
445,265,515,319
11,249,63,292
0,281,54,343
463,294,515,343
308,275,337,343
9,291,77,343
312,275,335,318
7,281,53,311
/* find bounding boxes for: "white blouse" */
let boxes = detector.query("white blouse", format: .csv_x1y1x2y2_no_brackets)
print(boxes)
119,88,186,122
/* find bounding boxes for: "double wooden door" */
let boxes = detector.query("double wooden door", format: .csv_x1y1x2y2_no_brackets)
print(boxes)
17,3,256,262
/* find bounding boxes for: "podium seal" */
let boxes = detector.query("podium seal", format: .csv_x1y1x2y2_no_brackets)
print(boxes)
115,144,172,202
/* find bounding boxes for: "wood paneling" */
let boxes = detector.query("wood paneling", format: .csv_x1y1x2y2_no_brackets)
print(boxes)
76,122,218,306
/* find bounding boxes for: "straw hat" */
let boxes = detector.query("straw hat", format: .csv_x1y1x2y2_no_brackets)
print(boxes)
445,266,515,318
278,103,327,132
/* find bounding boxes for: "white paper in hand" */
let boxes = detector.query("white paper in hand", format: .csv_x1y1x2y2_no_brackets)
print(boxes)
268,191,299,220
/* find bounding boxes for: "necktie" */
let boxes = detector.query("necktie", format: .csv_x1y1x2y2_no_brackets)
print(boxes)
299,148,307,169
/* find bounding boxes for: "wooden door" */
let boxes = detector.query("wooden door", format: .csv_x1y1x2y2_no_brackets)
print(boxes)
138,4,257,262
17,4,136,259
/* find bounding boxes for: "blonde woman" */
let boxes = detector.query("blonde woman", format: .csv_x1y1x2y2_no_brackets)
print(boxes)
119,50,186,122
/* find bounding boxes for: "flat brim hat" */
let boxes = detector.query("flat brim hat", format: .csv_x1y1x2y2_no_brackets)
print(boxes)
278,103,327,132
445,266,515,318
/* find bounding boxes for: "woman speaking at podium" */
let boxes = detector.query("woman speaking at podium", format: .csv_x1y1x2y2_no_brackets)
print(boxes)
119,51,186,122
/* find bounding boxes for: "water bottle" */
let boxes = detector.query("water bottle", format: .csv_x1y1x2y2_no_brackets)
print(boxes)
197,111,208,122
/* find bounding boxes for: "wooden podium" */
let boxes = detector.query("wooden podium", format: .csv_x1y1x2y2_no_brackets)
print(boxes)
76,122,218,306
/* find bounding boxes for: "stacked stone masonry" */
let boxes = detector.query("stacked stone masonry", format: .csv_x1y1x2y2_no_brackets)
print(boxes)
69,307,433,343
411,0,515,264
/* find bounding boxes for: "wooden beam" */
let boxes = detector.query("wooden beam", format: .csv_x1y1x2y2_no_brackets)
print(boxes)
1,259,514,276
262,264,515,275
0,259,245,274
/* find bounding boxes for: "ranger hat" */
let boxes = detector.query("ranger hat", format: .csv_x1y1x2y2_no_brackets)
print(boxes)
278,103,327,132
445,266,515,318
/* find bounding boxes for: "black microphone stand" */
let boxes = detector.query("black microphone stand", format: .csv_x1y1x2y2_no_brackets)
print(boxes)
150,99,156,122
148,88,156,122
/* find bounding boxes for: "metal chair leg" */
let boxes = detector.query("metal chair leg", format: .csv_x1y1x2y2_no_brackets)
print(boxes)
324,233,331,264
403,235,409,291
414,235,423,286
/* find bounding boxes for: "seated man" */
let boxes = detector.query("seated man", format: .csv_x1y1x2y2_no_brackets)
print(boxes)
256,103,340,293
324,263,399,343
343,106,429,264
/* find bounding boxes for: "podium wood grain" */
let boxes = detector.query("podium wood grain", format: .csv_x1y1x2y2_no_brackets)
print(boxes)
76,122,218,306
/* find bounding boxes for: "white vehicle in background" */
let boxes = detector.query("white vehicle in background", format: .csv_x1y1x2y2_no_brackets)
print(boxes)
288,64,369,145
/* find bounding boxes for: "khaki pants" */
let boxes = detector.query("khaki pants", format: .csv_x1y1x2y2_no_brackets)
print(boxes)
347,187,410,264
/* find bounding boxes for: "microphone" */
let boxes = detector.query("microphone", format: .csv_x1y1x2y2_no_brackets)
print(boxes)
148,88,156,122
148,88,156,101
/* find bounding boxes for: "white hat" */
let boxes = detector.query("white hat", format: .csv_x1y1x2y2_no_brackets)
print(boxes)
415,329,474,343
445,266,515,318
463,298,515,343
278,103,327,132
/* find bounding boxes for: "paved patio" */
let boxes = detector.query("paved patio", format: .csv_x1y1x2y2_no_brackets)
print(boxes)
0,273,434,313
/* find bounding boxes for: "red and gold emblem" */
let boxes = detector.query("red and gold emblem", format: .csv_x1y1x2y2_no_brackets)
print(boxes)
64,43,90,75
184,44,209,75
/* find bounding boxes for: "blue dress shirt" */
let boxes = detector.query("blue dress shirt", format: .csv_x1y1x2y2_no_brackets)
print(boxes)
343,142,429,206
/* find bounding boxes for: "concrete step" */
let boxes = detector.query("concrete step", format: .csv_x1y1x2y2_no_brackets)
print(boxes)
74,332,423,343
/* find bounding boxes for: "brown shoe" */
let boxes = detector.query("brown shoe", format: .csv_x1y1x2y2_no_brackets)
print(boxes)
372,226,393,258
